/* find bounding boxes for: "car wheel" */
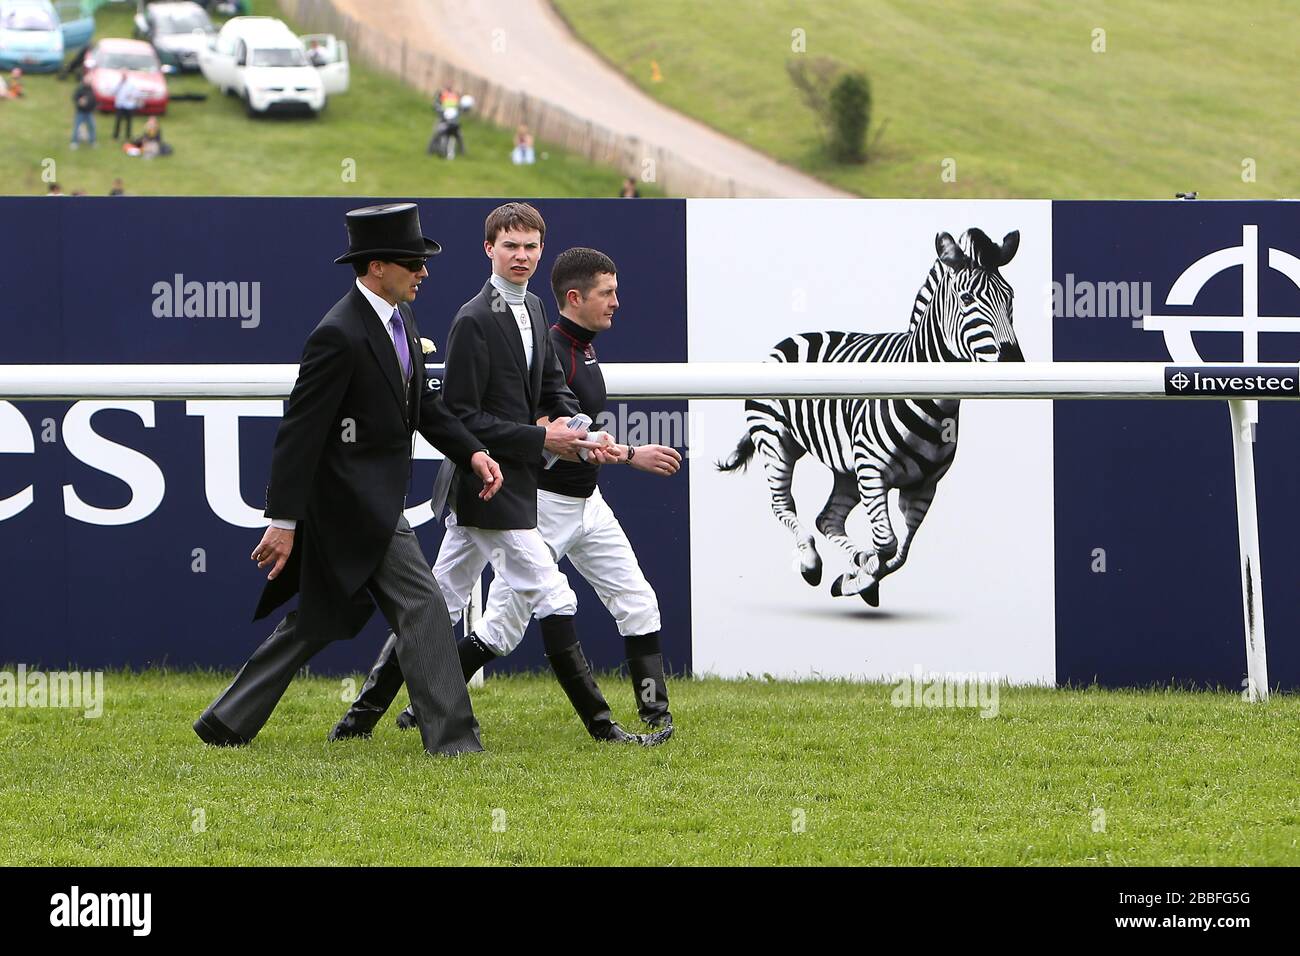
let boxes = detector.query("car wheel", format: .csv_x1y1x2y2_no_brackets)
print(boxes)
244,95,258,118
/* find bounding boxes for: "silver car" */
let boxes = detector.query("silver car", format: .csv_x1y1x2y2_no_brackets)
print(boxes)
134,0,214,73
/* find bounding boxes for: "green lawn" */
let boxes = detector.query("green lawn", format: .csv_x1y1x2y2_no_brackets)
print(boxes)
1,669,1296,865
0,0,647,197
551,0,1299,198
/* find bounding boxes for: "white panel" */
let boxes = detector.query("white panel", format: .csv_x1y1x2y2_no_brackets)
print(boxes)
686,199,1055,683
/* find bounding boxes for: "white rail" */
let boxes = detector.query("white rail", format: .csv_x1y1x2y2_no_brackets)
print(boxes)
1,361,1298,401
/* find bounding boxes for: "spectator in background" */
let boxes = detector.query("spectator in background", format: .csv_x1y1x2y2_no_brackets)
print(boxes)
47,183,65,196
511,124,535,165
132,117,172,158
0,72,8,99
306,39,327,66
109,178,126,196
70,69,97,149
113,74,142,141
619,176,641,198
5,68,24,98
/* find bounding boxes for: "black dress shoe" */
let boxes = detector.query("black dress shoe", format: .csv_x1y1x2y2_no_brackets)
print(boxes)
327,717,373,742
593,722,646,744
193,712,250,747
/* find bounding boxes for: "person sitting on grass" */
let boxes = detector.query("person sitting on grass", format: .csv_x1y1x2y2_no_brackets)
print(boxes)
130,117,173,158
5,68,24,98
511,124,535,165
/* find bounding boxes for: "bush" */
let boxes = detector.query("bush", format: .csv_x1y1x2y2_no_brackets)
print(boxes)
785,56,841,134
828,71,871,163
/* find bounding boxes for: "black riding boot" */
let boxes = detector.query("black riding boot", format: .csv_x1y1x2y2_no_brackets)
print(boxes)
395,632,498,730
329,631,405,741
625,632,673,734
541,615,643,744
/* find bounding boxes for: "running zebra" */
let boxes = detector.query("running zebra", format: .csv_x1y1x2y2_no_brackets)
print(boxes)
718,228,1022,606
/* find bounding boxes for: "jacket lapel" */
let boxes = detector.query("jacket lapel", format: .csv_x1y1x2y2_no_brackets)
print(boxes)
355,286,409,420
485,281,531,391
526,294,545,407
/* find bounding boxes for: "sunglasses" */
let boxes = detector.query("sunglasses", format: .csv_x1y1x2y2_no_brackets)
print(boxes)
388,257,429,272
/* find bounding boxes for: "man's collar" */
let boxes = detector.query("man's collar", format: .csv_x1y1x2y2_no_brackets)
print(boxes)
555,314,597,344
355,278,397,321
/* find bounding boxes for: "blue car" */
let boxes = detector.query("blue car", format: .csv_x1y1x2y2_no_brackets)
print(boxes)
0,0,93,73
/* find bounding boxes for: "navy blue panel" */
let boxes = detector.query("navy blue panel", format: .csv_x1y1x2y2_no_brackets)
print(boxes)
0,198,689,680
1054,200,1300,690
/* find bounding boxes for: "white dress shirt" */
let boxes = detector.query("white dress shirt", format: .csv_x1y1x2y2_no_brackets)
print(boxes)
354,278,411,376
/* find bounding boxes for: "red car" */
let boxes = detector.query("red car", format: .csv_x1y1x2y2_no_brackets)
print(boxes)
84,37,169,115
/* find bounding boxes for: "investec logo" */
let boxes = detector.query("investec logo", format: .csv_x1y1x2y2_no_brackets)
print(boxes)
1145,224,1300,411
1166,367,1299,397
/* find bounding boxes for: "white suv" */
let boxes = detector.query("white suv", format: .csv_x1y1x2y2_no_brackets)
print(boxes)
198,16,348,117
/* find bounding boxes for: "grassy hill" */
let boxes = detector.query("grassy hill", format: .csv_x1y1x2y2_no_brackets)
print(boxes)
0,0,648,197
551,0,1299,198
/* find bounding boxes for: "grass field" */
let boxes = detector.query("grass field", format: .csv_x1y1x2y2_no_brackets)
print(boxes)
1,670,1297,865
550,0,1299,199
0,1,645,197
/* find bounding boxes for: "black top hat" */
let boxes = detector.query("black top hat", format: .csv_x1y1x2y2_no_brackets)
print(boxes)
334,202,443,265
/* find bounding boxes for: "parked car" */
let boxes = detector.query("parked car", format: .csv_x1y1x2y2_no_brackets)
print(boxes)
84,36,168,114
134,0,214,73
198,15,347,117
0,0,92,72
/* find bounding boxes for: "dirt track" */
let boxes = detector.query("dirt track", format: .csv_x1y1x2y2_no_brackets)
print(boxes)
329,0,849,198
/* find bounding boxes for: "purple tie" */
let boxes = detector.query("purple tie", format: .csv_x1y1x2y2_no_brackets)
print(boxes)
389,309,411,381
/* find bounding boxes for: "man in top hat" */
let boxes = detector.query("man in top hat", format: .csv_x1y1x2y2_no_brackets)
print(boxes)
193,202,503,757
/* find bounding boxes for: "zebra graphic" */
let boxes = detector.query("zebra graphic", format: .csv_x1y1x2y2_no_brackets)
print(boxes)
718,228,1022,606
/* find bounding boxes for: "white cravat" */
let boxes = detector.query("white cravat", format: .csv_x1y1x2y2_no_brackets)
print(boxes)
490,273,533,370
